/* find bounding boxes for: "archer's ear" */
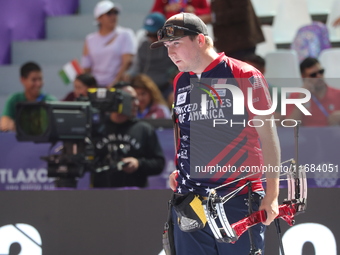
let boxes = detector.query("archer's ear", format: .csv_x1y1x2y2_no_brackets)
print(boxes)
197,34,206,47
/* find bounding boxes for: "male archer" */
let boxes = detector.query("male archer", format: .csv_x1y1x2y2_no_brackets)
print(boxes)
151,13,280,254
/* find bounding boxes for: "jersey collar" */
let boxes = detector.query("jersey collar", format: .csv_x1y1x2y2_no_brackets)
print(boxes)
189,53,227,76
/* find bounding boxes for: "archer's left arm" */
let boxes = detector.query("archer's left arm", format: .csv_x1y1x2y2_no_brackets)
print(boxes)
254,114,281,225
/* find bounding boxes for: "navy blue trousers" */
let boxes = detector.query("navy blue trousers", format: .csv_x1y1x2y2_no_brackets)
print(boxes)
172,193,266,255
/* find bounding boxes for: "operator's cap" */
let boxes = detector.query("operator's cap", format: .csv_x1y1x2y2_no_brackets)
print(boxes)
143,12,166,33
150,12,208,49
94,1,120,19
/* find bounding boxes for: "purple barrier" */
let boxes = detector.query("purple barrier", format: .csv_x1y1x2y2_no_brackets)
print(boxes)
0,127,340,190
0,0,78,65
0,130,175,190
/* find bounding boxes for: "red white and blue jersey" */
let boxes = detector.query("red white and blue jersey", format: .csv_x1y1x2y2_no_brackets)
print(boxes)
173,53,272,197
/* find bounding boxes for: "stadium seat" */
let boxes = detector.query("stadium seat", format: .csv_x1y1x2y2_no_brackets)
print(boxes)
256,25,277,58
46,15,96,40
11,40,83,66
251,0,279,18
326,0,340,43
264,49,303,88
307,0,333,15
272,0,312,44
0,65,22,95
118,11,150,32
47,13,141,40
319,48,340,89
79,0,154,16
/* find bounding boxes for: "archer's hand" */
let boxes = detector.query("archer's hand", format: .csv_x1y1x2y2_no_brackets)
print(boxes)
169,170,178,191
259,195,279,225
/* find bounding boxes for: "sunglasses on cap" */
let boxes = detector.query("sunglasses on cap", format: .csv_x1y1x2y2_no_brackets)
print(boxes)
309,68,325,78
157,24,199,41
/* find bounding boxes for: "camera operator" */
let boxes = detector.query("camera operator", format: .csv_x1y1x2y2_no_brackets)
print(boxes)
91,84,165,188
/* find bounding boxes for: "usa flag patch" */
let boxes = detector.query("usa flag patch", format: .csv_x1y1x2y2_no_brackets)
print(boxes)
248,75,266,90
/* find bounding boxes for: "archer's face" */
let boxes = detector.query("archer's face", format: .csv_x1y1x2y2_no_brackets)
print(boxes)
164,36,201,73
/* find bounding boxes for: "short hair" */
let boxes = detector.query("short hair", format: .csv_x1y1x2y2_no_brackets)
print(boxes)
20,62,41,78
75,73,97,88
300,57,319,74
243,54,266,69
188,35,213,48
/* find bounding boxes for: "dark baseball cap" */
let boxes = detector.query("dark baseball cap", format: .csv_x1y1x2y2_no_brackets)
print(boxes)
150,12,208,49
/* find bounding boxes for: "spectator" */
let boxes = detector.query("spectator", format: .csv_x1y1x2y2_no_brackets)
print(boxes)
131,74,171,119
63,73,98,101
243,54,282,122
91,84,165,188
290,21,331,63
0,62,57,132
287,57,340,126
81,1,137,88
125,12,177,107
210,0,264,61
151,0,211,23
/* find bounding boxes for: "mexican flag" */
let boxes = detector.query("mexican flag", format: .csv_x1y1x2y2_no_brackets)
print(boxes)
59,59,83,84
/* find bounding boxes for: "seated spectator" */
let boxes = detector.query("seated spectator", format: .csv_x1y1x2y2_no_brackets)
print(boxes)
131,74,171,119
81,1,137,88
287,57,340,126
125,12,177,108
63,73,98,101
243,54,282,122
91,84,165,188
150,0,211,23
0,62,57,132
290,21,331,63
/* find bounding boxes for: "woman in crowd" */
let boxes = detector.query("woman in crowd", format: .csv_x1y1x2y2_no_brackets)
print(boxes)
81,1,137,88
131,74,171,119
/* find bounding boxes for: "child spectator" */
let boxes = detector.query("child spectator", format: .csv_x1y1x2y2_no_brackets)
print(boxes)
63,73,98,101
0,62,57,132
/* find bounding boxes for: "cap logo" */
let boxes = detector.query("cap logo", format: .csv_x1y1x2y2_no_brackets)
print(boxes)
145,18,154,26
166,26,175,37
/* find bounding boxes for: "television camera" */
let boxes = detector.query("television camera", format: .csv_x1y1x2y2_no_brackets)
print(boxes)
15,88,135,188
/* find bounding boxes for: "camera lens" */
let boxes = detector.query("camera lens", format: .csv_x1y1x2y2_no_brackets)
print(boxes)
18,105,49,136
